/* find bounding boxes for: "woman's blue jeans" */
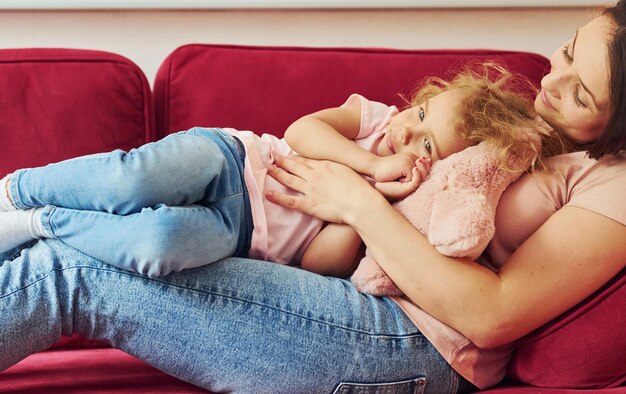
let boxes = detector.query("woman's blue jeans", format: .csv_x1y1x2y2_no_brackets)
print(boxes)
8,128,253,277
0,240,472,393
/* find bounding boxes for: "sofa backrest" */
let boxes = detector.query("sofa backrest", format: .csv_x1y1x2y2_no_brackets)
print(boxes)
153,44,549,139
0,48,154,175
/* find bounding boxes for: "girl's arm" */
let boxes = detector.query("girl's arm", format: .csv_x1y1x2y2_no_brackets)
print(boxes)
300,223,364,277
266,156,626,349
284,104,417,182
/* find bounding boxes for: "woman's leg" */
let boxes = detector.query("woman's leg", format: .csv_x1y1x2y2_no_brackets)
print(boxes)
40,203,251,277
0,240,469,393
7,128,245,215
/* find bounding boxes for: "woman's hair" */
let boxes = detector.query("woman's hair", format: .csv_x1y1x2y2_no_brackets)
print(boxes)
406,63,564,172
592,0,626,158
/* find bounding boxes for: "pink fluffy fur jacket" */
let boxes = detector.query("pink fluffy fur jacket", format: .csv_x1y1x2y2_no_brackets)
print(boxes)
351,133,541,296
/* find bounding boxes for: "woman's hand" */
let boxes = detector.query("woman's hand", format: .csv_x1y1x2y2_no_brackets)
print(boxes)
266,155,385,224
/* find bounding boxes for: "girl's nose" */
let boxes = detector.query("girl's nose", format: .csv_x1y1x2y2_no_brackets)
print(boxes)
400,127,411,145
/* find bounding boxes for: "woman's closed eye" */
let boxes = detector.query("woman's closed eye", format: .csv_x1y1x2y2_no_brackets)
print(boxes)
562,44,573,63
573,85,588,108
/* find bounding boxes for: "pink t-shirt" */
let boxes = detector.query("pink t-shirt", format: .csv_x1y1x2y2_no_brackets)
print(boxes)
393,150,626,389
225,94,398,264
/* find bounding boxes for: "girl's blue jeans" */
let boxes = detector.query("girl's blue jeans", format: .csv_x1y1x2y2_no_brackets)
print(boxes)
0,240,473,393
8,128,253,277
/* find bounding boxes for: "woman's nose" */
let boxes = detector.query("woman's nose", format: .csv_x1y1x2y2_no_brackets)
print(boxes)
541,72,563,99
543,56,573,99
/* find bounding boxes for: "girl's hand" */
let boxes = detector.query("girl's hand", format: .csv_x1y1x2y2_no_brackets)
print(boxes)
375,157,432,201
265,155,383,224
371,152,419,182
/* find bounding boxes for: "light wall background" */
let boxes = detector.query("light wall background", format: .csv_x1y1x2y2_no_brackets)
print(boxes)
0,7,602,85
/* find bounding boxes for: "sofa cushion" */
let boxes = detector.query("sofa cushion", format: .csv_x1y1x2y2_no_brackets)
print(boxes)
507,268,626,389
153,44,549,139
1,347,208,393
0,48,154,176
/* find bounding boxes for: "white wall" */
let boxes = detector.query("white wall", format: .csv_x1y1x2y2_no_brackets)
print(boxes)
0,7,601,85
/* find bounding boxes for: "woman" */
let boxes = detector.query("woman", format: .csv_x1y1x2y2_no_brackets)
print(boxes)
1,4,625,394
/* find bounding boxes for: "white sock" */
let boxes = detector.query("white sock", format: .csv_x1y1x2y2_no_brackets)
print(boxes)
0,208,48,253
0,175,16,211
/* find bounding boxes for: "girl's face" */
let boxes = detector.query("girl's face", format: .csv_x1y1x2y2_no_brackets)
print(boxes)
377,89,468,162
535,16,613,143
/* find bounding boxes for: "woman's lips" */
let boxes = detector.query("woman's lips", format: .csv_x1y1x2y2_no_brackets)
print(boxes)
541,89,557,111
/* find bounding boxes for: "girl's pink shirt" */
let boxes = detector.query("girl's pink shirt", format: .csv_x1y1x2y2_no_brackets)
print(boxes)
225,94,397,264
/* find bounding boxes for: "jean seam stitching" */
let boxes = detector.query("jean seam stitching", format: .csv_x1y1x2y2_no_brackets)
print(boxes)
3,264,424,339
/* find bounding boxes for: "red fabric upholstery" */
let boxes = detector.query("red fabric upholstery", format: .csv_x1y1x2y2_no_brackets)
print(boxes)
0,48,154,176
154,44,549,139
508,269,626,389
0,348,208,393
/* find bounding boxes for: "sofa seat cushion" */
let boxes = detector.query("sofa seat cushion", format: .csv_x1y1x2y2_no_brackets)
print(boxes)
1,347,209,393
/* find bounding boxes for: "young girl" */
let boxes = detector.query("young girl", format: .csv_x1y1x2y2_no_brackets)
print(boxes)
0,64,544,278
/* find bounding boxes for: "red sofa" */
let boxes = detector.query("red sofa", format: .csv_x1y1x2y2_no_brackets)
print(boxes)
0,45,624,393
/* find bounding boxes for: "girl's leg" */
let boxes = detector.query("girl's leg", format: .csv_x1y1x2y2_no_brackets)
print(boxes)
0,240,471,393
7,128,245,215
41,202,251,277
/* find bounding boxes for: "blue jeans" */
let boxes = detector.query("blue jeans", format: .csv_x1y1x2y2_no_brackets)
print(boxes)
0,240,473,393
8,128,253,277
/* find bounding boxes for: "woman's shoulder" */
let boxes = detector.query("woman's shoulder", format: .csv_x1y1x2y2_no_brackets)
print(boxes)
488,150,626,267
544,150,626,188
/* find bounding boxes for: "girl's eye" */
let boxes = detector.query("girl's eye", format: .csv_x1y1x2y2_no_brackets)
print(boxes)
424,138,432,154
562,44,573,63
419,107,425,121
573,85,587,108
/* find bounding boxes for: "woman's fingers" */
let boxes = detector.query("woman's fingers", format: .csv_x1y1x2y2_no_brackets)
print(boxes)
267,165,302,191
265,189,305,211
274,154,314,174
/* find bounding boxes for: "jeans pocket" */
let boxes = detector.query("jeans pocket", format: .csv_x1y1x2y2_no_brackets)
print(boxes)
332,377,427,394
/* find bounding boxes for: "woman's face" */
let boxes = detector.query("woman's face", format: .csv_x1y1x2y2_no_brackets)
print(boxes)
535,16,614,143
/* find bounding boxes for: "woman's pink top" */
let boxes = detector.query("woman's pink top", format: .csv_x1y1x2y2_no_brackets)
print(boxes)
393,150,626,388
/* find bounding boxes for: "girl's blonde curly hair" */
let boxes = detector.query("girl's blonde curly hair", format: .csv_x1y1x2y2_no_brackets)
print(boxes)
406,63,569,172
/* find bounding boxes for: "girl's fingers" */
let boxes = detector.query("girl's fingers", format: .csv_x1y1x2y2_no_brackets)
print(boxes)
415,158,432,181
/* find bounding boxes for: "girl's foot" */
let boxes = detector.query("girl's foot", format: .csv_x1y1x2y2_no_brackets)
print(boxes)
0,175,16,211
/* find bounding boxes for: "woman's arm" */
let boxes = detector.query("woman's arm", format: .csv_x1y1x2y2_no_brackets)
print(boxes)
300,223,363,277
266,155,626,349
